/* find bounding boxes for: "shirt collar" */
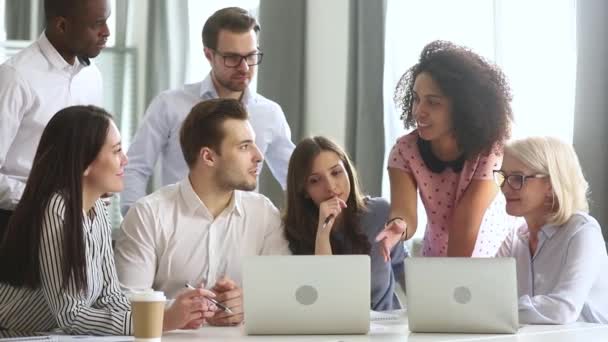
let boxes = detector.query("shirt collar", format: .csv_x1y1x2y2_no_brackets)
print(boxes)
517,222,559,241
178,177,243,217
199,73,256,106
417,136,466,173
38,32,86,74
228,191,243,217
539,224,559,239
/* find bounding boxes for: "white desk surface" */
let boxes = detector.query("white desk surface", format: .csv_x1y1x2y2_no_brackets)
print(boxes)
162,319,608,342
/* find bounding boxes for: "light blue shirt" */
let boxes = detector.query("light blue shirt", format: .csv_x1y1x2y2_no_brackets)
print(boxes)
496,212,608,324
120,74,295,215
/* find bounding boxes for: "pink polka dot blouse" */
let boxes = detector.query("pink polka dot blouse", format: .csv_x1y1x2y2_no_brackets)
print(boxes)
388,130,516,257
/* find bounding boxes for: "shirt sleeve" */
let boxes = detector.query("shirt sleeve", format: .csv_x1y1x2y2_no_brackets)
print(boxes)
93,202,133,333
390,241,407,292
391,241,408,265
120,95,172,215
387,136,412,173
261,104,295,190
39,196,132,335
114,201,159,292
518,221,605,324
0,66,30,209
259,198,292,255
472,148,502,181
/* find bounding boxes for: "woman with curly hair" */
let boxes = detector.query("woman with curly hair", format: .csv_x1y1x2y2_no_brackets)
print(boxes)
376,40,517,259
283,136,407,310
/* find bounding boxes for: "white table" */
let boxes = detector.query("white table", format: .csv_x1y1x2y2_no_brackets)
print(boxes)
162,319,608,342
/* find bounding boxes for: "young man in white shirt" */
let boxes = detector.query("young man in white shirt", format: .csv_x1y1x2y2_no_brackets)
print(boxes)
0,0,110,231
120,7,295,215
114,98,290,326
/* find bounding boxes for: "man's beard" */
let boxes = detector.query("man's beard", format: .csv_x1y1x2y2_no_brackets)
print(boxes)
217,173,257,192
216,73,250,92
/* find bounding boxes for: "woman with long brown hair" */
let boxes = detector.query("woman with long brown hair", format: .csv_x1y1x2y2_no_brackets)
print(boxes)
283,136,407,310
0,106,215,335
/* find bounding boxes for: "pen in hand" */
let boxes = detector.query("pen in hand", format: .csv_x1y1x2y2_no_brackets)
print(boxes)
185,283,234,314
322,214,334,230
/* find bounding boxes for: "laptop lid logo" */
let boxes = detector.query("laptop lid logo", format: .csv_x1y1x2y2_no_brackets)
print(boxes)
295,285,318,305
453,286,472,304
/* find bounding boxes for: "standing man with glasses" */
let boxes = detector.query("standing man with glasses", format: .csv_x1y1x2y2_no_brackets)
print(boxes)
121,7,295,215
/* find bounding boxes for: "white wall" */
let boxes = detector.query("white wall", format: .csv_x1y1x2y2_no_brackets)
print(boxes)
304,0,349,147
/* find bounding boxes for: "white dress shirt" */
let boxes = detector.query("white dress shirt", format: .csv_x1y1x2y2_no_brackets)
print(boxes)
114,178,291,299
0,195,132,335
496,212,608,324
0,33,102,210
120,75,295,215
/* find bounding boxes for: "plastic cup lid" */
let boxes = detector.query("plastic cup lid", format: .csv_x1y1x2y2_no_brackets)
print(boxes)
128,289,166,302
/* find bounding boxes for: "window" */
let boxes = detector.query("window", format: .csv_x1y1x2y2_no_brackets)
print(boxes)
0,0,117,43
106,0,117,47
0,0,6,41
382,0,577,244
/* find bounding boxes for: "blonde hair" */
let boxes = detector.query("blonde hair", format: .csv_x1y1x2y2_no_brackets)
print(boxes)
504,136,589,225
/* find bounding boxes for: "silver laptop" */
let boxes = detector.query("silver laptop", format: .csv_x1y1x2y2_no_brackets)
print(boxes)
243,255,370,335
405,257,518,334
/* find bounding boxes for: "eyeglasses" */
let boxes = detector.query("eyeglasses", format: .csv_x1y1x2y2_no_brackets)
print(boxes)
212,49,264,68
493,170,548,190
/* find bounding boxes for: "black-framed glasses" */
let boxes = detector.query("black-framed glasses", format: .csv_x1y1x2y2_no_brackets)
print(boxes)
493,170,548,190
212,50,264,67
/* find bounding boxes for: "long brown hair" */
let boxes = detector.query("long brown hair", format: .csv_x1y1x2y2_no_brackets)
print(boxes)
283,136,370,255
0,105,112,292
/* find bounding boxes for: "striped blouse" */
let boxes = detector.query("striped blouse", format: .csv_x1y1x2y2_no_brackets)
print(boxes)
0,194,132,335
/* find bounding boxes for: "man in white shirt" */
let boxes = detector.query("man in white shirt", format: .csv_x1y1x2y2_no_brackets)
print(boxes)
115,98,290,326
0,0,110,231
120,7,295,215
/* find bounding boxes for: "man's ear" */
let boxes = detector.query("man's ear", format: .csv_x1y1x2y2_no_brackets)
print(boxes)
200,147,216,167
204,47,213,63
83,165,91,177
52,16,69,35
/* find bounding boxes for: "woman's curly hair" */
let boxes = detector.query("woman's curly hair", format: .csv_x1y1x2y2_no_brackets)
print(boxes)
394,40,513,158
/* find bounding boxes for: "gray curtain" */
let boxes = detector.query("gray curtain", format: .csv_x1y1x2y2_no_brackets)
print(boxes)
257,0,307,207
345,0,387,196
5,0,44,40
144,0,189,192
573,0,608,240
110,0,129,127
144,0,189,106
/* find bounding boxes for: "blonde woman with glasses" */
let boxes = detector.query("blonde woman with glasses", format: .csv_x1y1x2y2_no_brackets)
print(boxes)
495,136,608,324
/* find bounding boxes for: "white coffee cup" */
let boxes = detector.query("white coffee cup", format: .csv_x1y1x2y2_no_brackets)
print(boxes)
129,290,166,342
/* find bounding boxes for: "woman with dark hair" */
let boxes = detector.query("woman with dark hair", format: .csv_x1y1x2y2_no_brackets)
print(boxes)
0,106,215,335
376,40,517,259
283,136,407,311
